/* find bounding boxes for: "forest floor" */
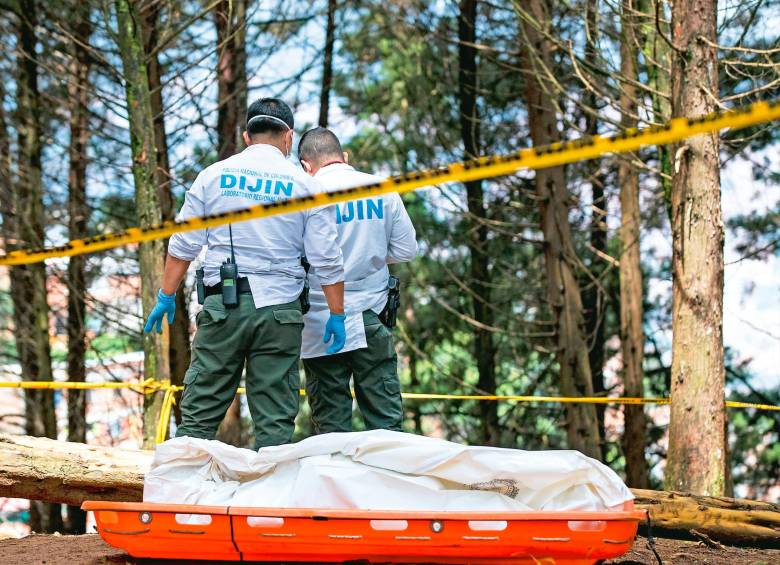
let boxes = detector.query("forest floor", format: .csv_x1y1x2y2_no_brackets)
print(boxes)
0,534,778,564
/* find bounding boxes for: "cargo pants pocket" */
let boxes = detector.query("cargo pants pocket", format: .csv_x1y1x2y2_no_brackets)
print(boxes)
196,296,229,328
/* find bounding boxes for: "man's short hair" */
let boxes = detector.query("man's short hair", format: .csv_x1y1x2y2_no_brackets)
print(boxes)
298,127,344,166
246,98,294,137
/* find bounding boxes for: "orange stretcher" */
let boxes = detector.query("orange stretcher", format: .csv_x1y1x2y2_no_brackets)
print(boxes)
82,501,645,564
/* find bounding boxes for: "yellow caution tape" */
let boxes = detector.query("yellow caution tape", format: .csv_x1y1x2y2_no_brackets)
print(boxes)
1,100,778,266
2,380,777,411
155,386,178,444
400,393,780,411
0,378,158,394
722,400,780,412
2,380,776,444
398,392,671,405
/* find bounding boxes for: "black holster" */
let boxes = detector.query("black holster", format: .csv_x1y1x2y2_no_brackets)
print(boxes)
379,275,401,328
196,268,205,305
300,257,311,314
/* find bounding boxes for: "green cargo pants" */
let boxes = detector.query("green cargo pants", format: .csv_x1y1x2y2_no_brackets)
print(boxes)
176,294,303,450
303,310,403,433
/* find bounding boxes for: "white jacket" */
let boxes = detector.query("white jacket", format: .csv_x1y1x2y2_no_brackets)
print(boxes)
302,163,418,358
168,144,344,309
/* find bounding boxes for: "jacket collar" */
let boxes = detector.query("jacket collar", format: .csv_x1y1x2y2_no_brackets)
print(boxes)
314,162,355,178
243,143,285,158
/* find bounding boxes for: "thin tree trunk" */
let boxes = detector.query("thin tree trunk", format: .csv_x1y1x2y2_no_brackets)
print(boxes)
114,0,169,449
64,1,92,534
11,0,62,532
636,0,672,215
0,84,9,216
408,349,423,434
458,0,499,447
581,0,607,457
141,1,190,425
215,0,247,161
618,0,650,489
517,0,601,459
665,0,726,496
214,0,248,446
318,0,337,127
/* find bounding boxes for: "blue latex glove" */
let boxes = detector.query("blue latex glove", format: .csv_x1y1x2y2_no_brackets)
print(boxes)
143,289,176,334
323,313,346,354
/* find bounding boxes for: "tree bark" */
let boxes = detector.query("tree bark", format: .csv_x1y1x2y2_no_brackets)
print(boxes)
0,84,9,218
458,0,499,447
0,434,152,506
318,0,337,127
65,0,93,534
618,0,650,490
581,0,607,458
631,489,780,548
140,0,191,423
9,0,63,533
1,434,777,547
517,0,601,459
114,0,170,449
636,0,673,214
213,0,248,447
215,0,248,161
665,0,726,496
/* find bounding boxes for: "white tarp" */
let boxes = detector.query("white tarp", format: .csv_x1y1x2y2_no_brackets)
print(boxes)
144,430,632,512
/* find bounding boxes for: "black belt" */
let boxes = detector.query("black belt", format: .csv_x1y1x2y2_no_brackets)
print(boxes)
204,277,252,297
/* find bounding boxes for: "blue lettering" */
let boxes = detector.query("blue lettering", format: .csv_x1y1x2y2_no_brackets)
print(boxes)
356,200,364,220
274,180,293,197
367,198,383,220
340,202,355,223
335,204,342,224
264,179,273,194
248,178,262,192
220,174,236,188
238,175,247,190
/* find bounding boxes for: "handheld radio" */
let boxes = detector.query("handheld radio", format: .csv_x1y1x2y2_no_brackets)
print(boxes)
220,224,239,307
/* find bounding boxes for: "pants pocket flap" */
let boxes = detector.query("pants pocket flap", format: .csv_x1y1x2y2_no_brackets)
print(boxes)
202,298,228,323
274,309,304,324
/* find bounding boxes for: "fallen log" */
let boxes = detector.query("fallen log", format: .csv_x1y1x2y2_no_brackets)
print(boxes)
632,488,780,548
0,434,777,546
0,433,150,506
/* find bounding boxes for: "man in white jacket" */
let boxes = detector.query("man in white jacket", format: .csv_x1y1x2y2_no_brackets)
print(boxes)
298,127,418,433
143,99,346,450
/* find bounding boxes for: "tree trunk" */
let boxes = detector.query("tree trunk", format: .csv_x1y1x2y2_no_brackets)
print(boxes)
0,83,9,219
214,0,248,447
665,0,726,496
1,434,778,548
65,1,92,534
318,0,337,127
517,0,601,459
141,0,190,424
10,0,63,533
581,0,607,458
114,0,169,449
215,0,248,161
636,0,673,214
458,0,499,447
618,0,650,490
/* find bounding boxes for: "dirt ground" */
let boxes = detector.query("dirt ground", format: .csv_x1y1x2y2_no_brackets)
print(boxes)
0,534,777,565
